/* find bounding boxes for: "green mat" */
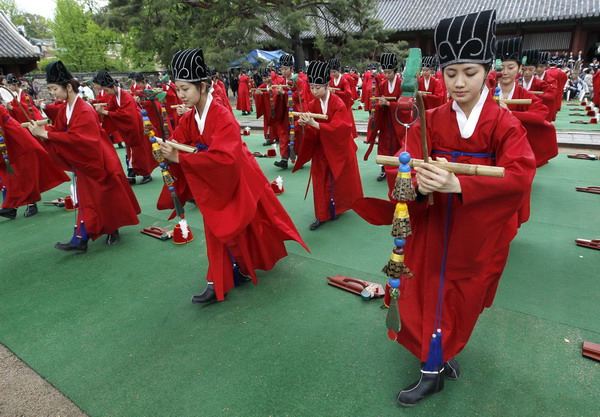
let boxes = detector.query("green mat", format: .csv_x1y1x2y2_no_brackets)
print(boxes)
1,138,599,416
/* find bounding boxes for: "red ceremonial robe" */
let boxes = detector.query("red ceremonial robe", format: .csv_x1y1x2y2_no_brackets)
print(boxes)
371,75,412,157
0,105,69,208
157,96,308,301
345,72,359,100
272,76,310,159
354,94,535,362
593,71,600,107
361,71,374,110
503,85,557,167
213,82,232,113
545,67,567,112
104,88,158,176
163,81,183,127
293,92,364,222
524,76,556,122
8,89,42,123
329,75,357,137
45,97,140,240
254,83,280,141
418,76,445,109
236,74,252,112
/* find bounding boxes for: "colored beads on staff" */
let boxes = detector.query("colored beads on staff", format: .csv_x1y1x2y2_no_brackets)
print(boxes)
287,90,296,163
0,126,13,174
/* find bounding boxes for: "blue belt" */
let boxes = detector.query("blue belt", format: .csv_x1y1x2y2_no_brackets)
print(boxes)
432,150,495,162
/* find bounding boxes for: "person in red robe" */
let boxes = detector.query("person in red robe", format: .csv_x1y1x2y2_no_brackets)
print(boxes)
522,49,557,122
3,74,43,123
353,10,535,407
130,73,166,141
367,52,413,181
0,105,69,219
27,61,141,253
497,38,558,167
93,71,158,185
254,69,278,146
328,58,357,137
293,60,364,230
156,49,308,303
592,68,600,107
236,70,252,114
344,66,359,100
535,52,559,120
361,67,375,111
209,69,233,113
546,56,568,113
272,53,311,169
161,73,183,128
418,56,445,109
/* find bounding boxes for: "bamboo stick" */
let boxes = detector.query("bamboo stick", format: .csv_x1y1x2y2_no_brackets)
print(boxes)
153,137,198,154
370,96,397,100
290,111,328,120
500,99,532,105
93,103,108,107
21,119,51,128
531,91,543,95
418,91,432,94
376,155,505,178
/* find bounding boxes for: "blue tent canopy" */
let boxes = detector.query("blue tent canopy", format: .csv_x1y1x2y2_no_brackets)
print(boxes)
230,49,287,68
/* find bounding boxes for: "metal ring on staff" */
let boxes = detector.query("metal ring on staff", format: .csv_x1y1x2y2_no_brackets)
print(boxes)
395,104,419,128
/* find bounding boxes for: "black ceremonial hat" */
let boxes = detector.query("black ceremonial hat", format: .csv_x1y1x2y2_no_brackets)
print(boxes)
380,53,397,70
328,58,341,70
134,72,146,82
5,73,19,85
522,49,540,67
496,37,523,63
93,70,116,87
306,61,330,85
46,60,73,84
258,67,270,78
538,51,550,65
434,9,496,69
280,53,294,67
171,49,209,82
421,56,435,68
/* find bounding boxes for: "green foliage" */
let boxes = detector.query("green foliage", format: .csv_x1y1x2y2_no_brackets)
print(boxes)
1,0,52,39
52,0,121,72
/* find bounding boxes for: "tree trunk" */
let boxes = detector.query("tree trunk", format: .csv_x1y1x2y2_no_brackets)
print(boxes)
291,33,305,72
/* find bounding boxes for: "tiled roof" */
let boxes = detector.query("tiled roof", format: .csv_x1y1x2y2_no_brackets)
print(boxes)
376,0,600,32
0,11,42,60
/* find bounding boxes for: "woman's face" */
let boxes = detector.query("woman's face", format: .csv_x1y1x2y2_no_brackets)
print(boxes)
384,70,395,82
175,81,202,107
443,63,488,107
48,84,68,101
522,65,536,80
102,86,117,96
500,60,519,86
310,84,328,100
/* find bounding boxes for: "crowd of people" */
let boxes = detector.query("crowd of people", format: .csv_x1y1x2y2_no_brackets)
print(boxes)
1,8,599,408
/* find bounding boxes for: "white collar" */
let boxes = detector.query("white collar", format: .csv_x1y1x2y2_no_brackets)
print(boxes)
194,88,214,135
538,72,545,80
333,75,341,86
424,76,430,91
116,87,121,106
320,89,330,115
387,76,397,93
66,97,78,125
501,83,515,100
523,77,533,90
452,87,488,139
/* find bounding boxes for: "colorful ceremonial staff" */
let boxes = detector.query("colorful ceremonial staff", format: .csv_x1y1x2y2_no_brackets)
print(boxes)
0,124,13,174
287,90,297,163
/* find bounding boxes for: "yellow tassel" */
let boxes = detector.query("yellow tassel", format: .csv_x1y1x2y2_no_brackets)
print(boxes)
391,203,411,238
391,171,416,202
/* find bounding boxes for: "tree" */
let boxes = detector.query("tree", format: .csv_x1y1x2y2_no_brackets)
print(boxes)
52,0,119,72
101,0,395,71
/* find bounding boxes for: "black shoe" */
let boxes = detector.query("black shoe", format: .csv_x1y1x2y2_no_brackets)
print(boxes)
309,218,322,230
0,207,17,219
139,175,153,185
117,143,124,148
24,203,38,217
377,172,386,181
444,358,460,380
397,369,445,407
54,240,88,254
191,283,219,304
106,231,120,246
128,176,136,185
263,140,274,146
274,159,288,169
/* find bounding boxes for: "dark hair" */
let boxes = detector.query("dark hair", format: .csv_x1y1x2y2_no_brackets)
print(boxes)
55,79,81,93
190,79,213,91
